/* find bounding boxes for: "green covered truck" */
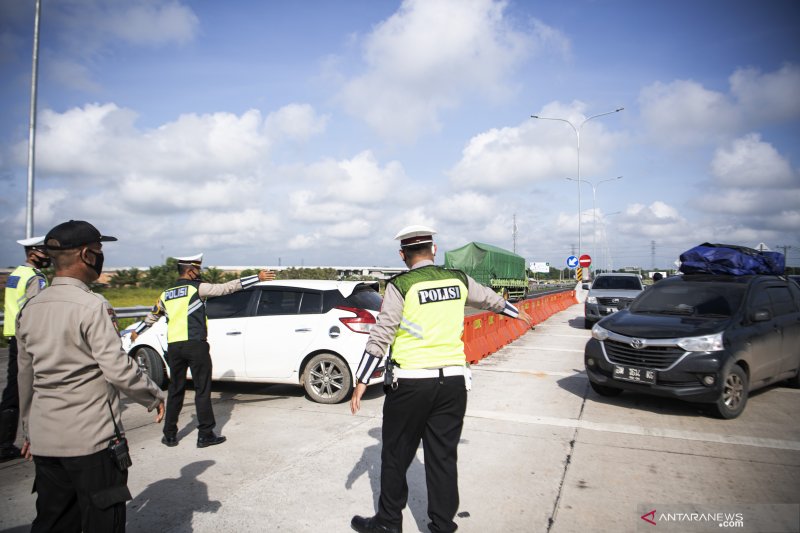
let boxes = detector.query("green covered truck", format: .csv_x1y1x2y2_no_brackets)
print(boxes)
444,242,528,300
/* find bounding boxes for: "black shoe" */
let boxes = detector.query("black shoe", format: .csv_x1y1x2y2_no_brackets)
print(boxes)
197,434,226,448
351,515,401,533
161,435,178,447
0,445,21,463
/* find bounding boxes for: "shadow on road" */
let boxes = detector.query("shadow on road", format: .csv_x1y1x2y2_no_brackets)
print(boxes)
128,460,219,532
346,427,428,532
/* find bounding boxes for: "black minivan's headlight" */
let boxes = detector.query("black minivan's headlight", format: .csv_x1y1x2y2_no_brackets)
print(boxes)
677,332,724,352
591,323,610,341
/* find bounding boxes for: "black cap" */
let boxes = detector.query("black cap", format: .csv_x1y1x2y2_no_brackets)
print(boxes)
45,220,118,250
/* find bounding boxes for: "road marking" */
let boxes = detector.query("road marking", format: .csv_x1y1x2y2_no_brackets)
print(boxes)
466,409,800,451
500,345,585,353
472,367,587,378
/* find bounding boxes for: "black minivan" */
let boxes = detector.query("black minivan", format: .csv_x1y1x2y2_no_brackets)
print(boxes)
584,274,800,418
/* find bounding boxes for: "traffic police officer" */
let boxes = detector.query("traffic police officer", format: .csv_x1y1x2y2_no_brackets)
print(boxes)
134,254,275,448
1,236,49,462
350,225,533,533
17,220,165,532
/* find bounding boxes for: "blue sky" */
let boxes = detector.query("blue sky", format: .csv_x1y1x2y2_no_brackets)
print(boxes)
1,0,798,272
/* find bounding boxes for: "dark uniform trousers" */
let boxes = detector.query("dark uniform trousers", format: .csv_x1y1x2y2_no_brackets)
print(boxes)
31,449,131,533
164,340,216,438
377,374,467,533
1,337,20,412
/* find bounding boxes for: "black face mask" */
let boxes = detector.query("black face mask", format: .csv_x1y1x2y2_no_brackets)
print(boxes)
83,249,104,278
30,250,51,269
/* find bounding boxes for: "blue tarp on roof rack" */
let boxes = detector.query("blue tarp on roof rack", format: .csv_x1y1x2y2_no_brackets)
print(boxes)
679,243,785,276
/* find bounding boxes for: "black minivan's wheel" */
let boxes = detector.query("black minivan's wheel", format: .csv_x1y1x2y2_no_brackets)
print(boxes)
303,353,352,404
710,365,748,419
135,346,168,390
589,380,623,397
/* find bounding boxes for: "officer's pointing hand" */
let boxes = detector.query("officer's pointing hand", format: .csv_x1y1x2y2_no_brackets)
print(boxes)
258,269,276,282
518,309,534,329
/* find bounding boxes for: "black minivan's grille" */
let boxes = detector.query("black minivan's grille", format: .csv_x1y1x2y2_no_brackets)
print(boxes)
603,339,685,369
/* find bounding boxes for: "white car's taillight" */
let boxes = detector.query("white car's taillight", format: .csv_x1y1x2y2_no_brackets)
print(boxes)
336,306,376,334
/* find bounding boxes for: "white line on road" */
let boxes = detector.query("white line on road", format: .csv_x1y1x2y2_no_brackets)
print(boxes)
466,409,800,451
499,345,585,353
472,367,587,378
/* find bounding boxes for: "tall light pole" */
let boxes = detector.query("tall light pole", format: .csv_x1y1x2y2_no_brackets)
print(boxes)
566,175,622,268
26,0,42,239
531,107,624,276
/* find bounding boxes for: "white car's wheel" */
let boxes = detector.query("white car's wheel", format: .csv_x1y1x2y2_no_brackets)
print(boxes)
303,353,352,404
135,346,168,390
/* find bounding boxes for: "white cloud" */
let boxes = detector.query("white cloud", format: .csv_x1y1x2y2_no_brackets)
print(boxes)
289,151,407,221
25,104,273,181
185,208,283,249
639,63,800,146
435,191,498,222
639,80,738,145
338,0,549,142
106,2,199,46
264,104,329,142
730,63,800,123
450,101,624,189
710,133,795,188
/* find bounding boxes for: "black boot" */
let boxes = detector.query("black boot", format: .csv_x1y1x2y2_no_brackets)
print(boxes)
0,408,21,462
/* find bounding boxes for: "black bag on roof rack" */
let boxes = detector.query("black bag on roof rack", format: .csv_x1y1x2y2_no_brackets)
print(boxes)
679,243,785,276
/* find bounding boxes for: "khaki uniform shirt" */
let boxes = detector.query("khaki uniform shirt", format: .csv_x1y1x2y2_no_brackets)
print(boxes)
17,277,165,457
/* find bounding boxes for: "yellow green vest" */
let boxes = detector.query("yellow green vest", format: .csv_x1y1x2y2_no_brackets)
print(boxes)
161,281,206,343
390,266,468,369
4,265,47,337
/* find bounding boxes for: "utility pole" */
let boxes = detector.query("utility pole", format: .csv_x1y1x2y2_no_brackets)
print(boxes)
651,240,656,271
775,245,792,261
512,213,518,253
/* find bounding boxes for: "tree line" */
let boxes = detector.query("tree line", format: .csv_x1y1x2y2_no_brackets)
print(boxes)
106,260,370,288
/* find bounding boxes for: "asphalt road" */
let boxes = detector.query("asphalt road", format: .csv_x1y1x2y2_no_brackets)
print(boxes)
1,304,798,532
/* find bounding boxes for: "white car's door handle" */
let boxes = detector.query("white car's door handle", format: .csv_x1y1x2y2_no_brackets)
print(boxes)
226,331,242,336
295,328,312,332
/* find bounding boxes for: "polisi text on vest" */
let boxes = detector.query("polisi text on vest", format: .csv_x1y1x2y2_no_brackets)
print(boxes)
418,286,461,304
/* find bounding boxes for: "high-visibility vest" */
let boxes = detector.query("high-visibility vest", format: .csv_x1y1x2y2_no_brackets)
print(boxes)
390,266,468,369
4,265,47,337
161,280,206,343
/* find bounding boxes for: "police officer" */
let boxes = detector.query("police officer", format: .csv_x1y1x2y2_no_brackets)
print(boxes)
134,254,274,448
17,220,165,532
1,236,49,462
350,225,533,533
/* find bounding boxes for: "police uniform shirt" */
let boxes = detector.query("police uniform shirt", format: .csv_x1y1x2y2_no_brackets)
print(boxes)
16,277,165,457
3,261,47,337
138,275,261,334
354,259,521,384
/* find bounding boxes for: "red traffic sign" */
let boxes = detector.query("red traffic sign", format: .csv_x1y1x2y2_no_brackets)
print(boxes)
579,254,592,267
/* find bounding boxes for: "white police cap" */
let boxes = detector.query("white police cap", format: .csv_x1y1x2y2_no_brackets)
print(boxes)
394,225,437,247
17,236,46,247
175,253,203,266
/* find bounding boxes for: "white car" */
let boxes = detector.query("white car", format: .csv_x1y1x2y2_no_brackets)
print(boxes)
121,280,385,404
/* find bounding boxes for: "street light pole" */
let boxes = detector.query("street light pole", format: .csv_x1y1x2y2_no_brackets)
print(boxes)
566,176,622,268
531,108,623,277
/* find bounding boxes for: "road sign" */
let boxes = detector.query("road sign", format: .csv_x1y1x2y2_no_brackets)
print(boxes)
567,255,578,269
577,267,583,281
531,262,550,274
579,254,592,268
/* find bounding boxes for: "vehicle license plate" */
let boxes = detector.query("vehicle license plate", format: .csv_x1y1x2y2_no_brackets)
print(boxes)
613,365,656,384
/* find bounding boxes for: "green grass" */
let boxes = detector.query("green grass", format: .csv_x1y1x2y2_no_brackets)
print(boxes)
96,287,162,308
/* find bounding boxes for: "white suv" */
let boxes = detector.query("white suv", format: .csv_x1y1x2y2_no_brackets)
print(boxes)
121,280,384,403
